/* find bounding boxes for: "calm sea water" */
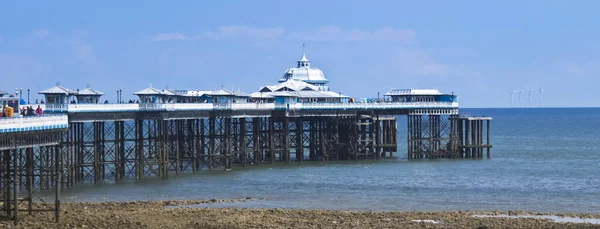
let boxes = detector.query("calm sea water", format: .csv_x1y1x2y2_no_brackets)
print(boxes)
57,108,600,213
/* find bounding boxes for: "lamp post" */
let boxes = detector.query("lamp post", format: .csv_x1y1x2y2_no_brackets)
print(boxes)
119,90,122,103
27,89,30,104
377,92,380,102
116,90,120,104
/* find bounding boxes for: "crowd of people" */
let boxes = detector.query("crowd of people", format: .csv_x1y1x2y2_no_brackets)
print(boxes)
20,105,43,116
0,105,43,118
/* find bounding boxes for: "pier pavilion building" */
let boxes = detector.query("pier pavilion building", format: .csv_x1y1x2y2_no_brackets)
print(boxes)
134,87,249,104
278,49,329,91
250,49,349,103
73,86,105,104
384,88,457,103
38,85,75,104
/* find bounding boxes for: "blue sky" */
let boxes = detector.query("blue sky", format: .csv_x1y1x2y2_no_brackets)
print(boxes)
0,0,598,107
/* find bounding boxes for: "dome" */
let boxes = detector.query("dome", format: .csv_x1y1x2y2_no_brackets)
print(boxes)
280,67,327,84
279,45,329,86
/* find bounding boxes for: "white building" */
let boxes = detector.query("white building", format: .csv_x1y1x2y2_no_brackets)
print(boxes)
278,47,329,91
252,47,348,103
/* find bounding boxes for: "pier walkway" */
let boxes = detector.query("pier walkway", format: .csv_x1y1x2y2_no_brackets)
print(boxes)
0,115,68,134
35,101,459,114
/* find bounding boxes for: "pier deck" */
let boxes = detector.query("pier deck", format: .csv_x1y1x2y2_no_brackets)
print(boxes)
0,101,490,223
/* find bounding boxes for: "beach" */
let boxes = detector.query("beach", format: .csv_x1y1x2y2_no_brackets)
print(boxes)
2,199,599,228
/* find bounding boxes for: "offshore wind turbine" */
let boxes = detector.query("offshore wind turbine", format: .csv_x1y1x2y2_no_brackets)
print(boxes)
518,90,523,108
528,88,534,107
539,87,544,108
509,90,516,107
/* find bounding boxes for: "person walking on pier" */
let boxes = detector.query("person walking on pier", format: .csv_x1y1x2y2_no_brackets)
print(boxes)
27,106,35,116
36,105,43,116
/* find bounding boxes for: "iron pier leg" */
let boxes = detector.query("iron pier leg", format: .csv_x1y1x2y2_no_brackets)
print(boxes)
55,144,61,223
13,147,19,223
240,118,247,167
296,117,303,162
487,120,491,159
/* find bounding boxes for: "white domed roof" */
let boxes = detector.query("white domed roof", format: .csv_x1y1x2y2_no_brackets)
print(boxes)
280,67,327,83
279,47,329,84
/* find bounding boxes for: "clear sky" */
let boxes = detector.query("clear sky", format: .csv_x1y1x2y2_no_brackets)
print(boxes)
0,0,598,107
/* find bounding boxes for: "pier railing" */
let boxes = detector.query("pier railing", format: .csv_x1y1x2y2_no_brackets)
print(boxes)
0,115,69,133
68,104,140,112
298,102,458,110
29,101,457,113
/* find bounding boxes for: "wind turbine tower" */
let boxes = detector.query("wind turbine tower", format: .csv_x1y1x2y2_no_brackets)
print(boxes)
528,89,534,107
509,90,516,107
539,87,544,108
518,90,523,108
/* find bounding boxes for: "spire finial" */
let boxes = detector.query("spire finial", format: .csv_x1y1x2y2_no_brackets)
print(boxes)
302,43,305,57
298,43,310,67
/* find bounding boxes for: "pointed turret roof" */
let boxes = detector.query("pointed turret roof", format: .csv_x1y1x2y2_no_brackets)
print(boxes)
297,44,310,67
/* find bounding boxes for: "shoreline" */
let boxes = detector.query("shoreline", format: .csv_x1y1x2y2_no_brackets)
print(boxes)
1,199,599,228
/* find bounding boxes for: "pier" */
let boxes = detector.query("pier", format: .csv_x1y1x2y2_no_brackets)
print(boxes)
0,50,492,223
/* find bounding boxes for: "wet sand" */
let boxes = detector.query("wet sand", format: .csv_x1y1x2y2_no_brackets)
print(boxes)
2,199,599,228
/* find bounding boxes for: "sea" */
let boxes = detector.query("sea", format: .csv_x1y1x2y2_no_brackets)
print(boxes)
56,108,600,213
